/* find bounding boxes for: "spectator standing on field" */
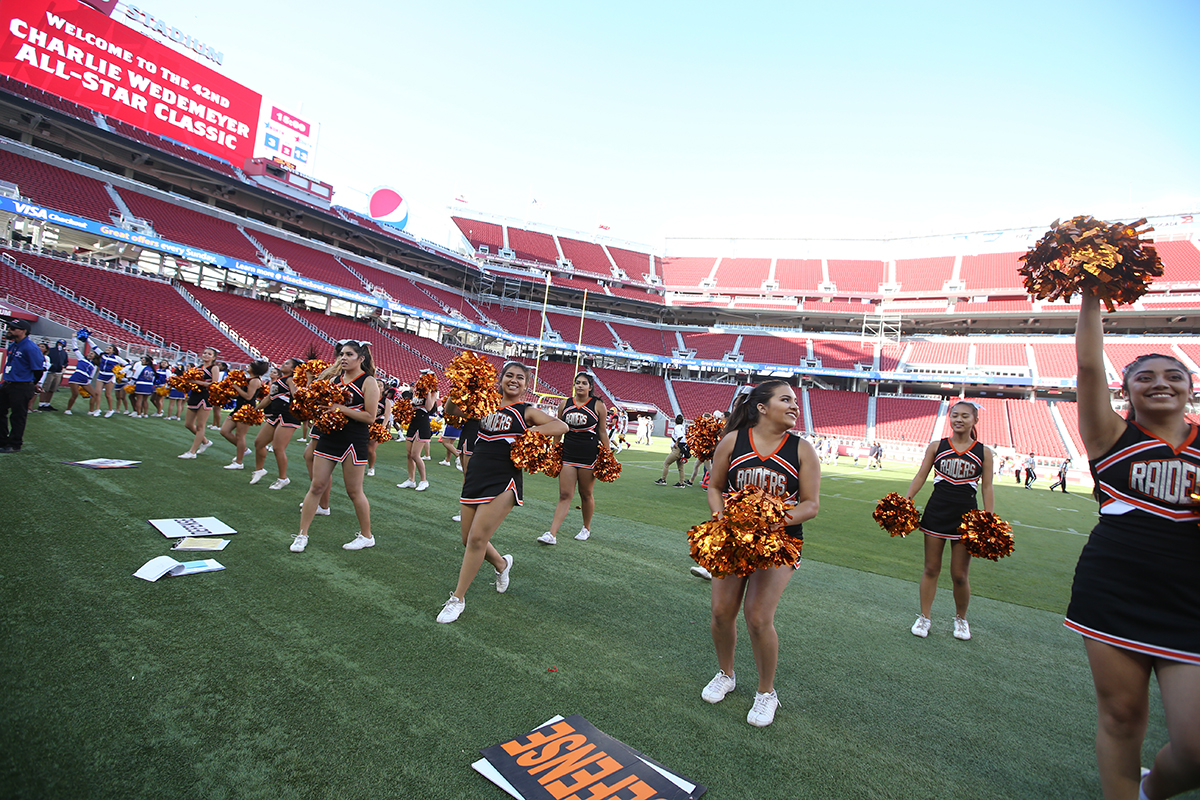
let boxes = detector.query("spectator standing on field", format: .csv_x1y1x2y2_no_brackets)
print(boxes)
37,339,67,411
655,414,688,487
0,319,45,453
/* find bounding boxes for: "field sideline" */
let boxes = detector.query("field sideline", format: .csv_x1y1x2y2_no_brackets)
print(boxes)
1,412,1192,799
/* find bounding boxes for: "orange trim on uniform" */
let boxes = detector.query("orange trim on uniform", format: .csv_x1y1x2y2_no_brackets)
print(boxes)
1064,618,1200,665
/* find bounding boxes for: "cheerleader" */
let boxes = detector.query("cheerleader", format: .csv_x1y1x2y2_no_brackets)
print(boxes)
63,341,99,416
537,371,609,545
1066,290,1199,800
904,400,994,640
95,344,128,417
437,414,461,467
165,362,186,419
177,348,221,459
449,415,480,523
132,355,156,418
436,361,568,623
218,361,267,470
252,360,300,489
291,341,380,553
114,363,133,415
397,369,438,491
150,362,169,419
211,362,229,430
365,385,388,477
701,381,820,727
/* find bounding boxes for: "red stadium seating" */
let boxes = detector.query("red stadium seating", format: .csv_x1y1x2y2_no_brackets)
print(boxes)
802,300,876,314
812,338,874,371
1155,241,1200,284
808,389,867,439
0,149,115,222
1176,343,1200,371
15,252,220,353
672,380,738,420
252,230,364,291
473,302,544,338
0,74,95,123
531,360,615,405
452,217,504,255
713,259,770,290
681,332,738,359
943,396,1010,448
607,245,656,281
607,284,664,304
607,321,668,356
1007,399,1066,458
558,237,613,276
827,260,886,293
879,343,904,372
895,257,954,292
1055,401,1086,458
960,252,1025,291
660,257,715,288
592,368,672,415
291,308,454,387
775,259,823,293
1030,342,1076,379
954,299,1034,313
188,285,326,365
975,342,1027,368
0,253,154,345
874,396,940,444
117,189,263,263
544,311,616,348
102,118,241,180
907,340,969,368
737,334,808,365
408,278,487,323
506,228,559,264
1104,343,1163,377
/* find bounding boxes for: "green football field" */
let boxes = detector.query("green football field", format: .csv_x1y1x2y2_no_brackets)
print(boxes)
1,411,1193,799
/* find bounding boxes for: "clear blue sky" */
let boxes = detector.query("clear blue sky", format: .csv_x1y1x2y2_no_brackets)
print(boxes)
127,0,1200,248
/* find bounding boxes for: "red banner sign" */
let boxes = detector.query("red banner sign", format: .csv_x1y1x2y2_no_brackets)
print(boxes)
0,0,261,163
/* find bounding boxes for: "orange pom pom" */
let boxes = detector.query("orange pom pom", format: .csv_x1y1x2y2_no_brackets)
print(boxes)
686,485,799,578
231,406,264,426
686,416,724,462
958,509,1015,561
445,352,500,419
369,422,392,443
415,371,438,397
510,429,553,474
392,398,414,427
543,442,563,478
873,492,921,538
593,446,622,482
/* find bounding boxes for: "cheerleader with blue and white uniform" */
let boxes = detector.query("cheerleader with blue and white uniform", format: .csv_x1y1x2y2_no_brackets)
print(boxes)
95,345,128,418
151,362,169,417
63,339,99,416
132,356,156,418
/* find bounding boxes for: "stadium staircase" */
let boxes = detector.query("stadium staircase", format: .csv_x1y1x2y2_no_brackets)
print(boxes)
1048,402,1084,463
800,387,814,433
174,283,259,360
285,307,337,347
664,379,682,419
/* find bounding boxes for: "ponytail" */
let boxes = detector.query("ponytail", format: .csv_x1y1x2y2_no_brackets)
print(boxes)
724,380,790,435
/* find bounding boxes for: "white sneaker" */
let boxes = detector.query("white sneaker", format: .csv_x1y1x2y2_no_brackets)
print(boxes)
575,528,590,541
455,458,462,471
105,410,115,418
438,459,450,466
415,480,429,492
397,479,416,489
366,467,375,476
208,425,220,431
437,594,465,624
954,615,972,640
290,534,308,553
301,501,331,516
422,455,431,460
90,410,101,416
537,532,557,545
912,615,932,638
451,514,461,522
63,410,72,415
343,532,375,550
249,469,268,485
151,412,163,417
243,448,252,456
495,554,513,593
178,451,197,459
747,690,780,727
269,478,291,490
690,565,713,581
266,445,274,452
197,440,212,455
297,437,307,442
702,670,736,703
223,462,244,470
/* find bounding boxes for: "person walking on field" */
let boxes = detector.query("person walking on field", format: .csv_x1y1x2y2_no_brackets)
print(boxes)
1048,458,1070,493
656,414,688,487
1065,289,1200,800
904,400,994,641
1024,452,1037,488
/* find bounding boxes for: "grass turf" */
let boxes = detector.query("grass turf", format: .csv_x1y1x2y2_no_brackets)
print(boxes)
1,411,1194,799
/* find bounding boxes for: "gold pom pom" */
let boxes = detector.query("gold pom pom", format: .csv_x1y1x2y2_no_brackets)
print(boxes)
510,429,553,474
686,415,724,462
686,485,799,578
368,422,392,443
415,371,439,397
543,442,563,478
873,492,921,538
79,388,91,398
392,398,414,427
231,406,264,426
292,359,330,389
593,446,622,482
430,417,444,433
154,385,169,397
957,509,1015,561
292,379,350,427
1019,216,1163,311
445,352,501,419
123,384,136,394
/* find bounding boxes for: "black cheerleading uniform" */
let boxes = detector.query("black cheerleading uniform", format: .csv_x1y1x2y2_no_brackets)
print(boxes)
560,397,602,470
724,427,805,542
919,438,986,539
1065,421,1200,665
460,403,529,506
264,376,300,428
313,372,370,464
187,364,218,410
406,395,434,441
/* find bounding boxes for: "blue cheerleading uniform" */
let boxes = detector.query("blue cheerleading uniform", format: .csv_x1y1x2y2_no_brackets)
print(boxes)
67,347,96,385
133,365,155,395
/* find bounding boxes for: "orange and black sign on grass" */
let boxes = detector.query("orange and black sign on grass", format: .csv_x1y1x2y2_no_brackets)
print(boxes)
476,715,705,800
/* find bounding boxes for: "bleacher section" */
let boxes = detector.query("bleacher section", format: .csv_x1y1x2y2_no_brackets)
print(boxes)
532,361,614,405
291,308,450,387
738,334,808,366
1007,399,1065,457
407,278,487,323
660,257,715,288
812,339,873,371
117,189,264,263
827,260,886,294
774,259,823,293
506,228,559,264
907,340,969,369
253,230,363,291
608,321,668,356
558,237,613,276
960,252,1025,291
873,396,939,443
672,380,737,420
592,368,671,415
15,252,219,353
808,389,868,439
1055,401,1086,458
0,150,115,222
1030,342,1076,379
975,342,1027,368
954,299,1033,313
714,259,770,290
474,302,544,338
188,286,325,365
681,332,738,359
607,246,656,282
544,311,616,349
894,257,954,292
451,217,504,254
1156,241,1200,283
